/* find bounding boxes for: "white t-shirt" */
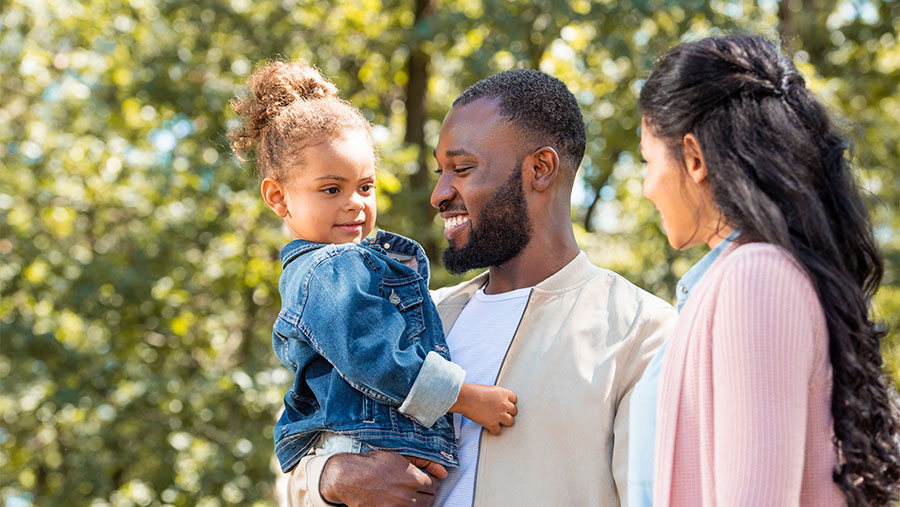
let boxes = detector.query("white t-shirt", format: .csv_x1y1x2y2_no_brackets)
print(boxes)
435,286,531,507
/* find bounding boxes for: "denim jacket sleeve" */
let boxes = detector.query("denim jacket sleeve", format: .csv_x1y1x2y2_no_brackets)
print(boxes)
297,248,463,428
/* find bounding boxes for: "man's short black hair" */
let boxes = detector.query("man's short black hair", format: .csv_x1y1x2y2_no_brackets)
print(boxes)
453,69,586,173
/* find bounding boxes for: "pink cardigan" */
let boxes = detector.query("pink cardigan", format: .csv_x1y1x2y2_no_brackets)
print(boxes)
654,243,844,506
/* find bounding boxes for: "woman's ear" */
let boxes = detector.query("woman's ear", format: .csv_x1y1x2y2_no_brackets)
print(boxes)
528,146,560,192
682,133,708,185
261,177,290,217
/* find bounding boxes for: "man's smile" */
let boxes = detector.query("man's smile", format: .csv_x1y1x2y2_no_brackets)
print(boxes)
442,214,471,240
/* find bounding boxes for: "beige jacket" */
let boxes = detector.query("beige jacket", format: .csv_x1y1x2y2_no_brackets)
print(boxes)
287,252,676,506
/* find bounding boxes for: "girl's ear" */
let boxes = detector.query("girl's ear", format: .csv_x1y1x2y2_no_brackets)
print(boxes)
261,178,290,217
682,133,708,185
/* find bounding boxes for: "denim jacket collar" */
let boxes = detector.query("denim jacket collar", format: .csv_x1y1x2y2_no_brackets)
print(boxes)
675,230,740,312
363,231,432,284
280,239,324,268
279,230,431,282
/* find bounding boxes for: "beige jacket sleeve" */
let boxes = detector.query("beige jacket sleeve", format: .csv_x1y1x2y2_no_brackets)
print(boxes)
285,454,334,507
611,301,676,504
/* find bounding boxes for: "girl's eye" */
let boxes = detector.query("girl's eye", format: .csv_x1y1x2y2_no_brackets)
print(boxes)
323,187,339,195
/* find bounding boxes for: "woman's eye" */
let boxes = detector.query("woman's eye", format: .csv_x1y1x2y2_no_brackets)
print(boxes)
360,184,373,192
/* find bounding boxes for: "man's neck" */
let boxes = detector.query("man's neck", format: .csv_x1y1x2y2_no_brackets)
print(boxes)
483,231,579,294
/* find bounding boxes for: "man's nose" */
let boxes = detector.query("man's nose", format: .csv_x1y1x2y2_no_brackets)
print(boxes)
430,174,455,211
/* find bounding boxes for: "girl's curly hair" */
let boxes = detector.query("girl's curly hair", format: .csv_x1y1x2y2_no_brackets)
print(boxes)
228,60,370,181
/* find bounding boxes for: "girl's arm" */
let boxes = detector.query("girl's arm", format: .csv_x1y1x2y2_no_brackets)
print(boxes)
297,248,460,428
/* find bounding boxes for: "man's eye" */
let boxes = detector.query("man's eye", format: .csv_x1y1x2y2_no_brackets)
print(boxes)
454,166,473,174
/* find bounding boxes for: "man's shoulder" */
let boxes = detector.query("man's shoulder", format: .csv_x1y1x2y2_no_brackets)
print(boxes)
603,267,673,312
540,252,673,311
559,256,677,337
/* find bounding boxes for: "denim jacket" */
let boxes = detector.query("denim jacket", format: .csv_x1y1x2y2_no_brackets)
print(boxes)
272,231,463,472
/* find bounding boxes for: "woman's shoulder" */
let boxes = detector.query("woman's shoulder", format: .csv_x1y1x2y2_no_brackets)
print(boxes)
713,242,822,313
716,242,808,282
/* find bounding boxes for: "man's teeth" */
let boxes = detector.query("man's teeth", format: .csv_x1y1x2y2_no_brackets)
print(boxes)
444,215,470,231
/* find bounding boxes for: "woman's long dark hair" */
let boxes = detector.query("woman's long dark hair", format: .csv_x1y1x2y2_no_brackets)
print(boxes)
640,34,900,505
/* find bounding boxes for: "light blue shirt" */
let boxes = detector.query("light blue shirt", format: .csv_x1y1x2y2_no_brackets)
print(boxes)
626,231,738,506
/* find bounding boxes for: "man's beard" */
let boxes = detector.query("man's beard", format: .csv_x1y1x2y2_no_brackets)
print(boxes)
442,163,533,274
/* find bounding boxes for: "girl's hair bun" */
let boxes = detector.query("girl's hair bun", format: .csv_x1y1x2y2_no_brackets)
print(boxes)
228,61,339,163
229,60,370,180
252,61,338,110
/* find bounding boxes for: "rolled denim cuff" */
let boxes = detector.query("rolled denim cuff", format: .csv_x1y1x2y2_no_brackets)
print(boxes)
398,351,464,428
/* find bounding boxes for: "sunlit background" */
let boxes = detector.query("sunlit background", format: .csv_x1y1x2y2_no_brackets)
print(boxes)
2,0,898,505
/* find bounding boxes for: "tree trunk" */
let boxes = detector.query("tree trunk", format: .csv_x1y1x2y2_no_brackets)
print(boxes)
406,0,438,259
778,0,797,49
582,159,616,232
583,185,600,232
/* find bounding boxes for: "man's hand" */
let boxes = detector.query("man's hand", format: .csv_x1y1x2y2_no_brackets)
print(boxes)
319,451,446,507
450,383,518,435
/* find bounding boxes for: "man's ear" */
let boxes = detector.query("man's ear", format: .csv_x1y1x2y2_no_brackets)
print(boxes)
682,133,708,185
261,177,290,217
528,146,560,192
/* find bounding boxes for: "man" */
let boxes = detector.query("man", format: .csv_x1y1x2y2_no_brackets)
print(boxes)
286,69,676,506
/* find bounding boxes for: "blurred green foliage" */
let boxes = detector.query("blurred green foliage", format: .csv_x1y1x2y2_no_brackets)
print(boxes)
1,0,898,504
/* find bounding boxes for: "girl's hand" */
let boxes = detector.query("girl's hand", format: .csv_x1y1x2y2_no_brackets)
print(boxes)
450,383,518,434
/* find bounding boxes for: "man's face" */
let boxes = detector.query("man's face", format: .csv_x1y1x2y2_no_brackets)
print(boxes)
431,98,533,274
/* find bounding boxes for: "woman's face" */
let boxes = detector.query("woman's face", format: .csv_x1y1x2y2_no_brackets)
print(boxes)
639,118,708,250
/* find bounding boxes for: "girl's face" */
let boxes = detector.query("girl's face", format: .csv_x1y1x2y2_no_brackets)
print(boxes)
276,129,377,244
639,118,709,250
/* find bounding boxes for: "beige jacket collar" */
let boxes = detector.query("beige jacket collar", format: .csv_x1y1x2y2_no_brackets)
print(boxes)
432,251,593,334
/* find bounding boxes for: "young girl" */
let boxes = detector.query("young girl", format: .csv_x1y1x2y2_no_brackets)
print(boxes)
228,61,517,474
635,35,900,505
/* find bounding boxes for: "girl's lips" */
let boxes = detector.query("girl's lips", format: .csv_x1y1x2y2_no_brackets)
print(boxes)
335,222,363,232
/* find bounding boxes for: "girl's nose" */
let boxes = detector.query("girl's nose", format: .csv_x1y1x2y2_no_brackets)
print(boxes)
346,192,365,211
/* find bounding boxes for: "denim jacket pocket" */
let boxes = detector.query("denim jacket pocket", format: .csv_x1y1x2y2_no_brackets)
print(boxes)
381,276,426,340
362,396,376,423
273,319,299,372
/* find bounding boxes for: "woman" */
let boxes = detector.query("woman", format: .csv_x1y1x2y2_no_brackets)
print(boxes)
637,35,899,505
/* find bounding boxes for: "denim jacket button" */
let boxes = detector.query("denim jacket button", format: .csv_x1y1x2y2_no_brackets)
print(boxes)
389,291,401,306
